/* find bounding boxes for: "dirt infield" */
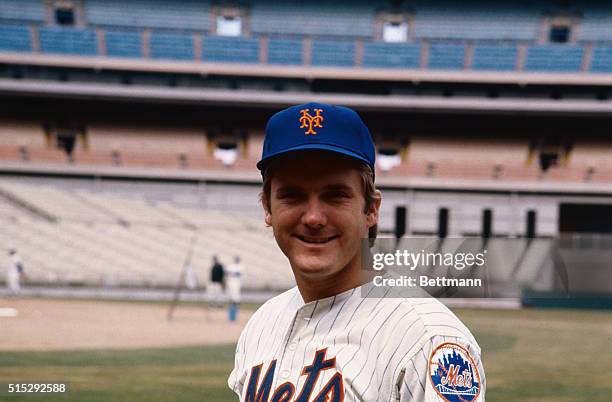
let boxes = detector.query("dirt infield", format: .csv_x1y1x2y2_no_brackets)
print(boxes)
0,298,253,350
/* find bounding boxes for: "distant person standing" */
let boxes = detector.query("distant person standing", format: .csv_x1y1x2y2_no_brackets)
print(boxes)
225,256,243,321
6,249,24,297
208,256,225,308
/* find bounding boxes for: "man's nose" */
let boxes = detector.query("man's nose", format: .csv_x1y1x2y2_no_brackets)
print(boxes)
301,197,327,228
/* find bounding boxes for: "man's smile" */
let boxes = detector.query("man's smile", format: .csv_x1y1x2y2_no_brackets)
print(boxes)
295,234,340,245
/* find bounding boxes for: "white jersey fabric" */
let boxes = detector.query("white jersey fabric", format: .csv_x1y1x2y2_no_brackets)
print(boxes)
229,283,485,401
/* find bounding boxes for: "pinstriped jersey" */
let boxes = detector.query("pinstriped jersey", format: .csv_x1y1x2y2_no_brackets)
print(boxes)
228,284,486,402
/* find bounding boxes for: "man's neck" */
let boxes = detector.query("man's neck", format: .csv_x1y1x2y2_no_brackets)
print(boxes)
294,263,374,304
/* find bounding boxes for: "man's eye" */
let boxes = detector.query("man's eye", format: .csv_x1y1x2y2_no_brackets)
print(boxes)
327,191,350,199
277,192,301,200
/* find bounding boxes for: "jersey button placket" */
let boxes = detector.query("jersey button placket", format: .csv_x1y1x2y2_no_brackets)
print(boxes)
273,309,302,390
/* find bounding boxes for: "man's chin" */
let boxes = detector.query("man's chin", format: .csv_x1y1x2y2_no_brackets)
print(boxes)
291,258,337,277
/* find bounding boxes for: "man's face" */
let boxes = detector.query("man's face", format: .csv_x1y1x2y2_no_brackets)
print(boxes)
264,152,380,283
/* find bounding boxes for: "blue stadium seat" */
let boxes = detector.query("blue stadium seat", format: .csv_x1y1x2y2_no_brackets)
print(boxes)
411,1,540,41
524,45,584,72
472,44,517,71
39,27,97,56
105,30,142,58
363,42,421,69
311,40,355,67
268,39,303,65
251,1,374,38
427,43,465,70
203,36,259,63
86,0,211,31
590,47,612,73
150,32,194,60
0,0,45,23
0,25,32,52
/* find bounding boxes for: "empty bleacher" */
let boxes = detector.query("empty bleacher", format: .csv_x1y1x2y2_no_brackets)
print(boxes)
590,46,612,73
0,179,293,290
104,30,142,58
0,25,32,52
39,27,98,56
381,137,539,181
150,32,194,60
250,1,374,38
202,36,259,64
1,0,612,74
411,1,541,41
267,38,303,65
362,42,421,69
471,44,517,71
578,2,612,42
3,117,612,184
524,45,585,73
427,43,465,70
85,0,211,31
0,0,44,23
311,40,355,67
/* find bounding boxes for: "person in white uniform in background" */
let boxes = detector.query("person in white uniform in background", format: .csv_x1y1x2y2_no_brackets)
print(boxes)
6,249,25,297
226,255,243,322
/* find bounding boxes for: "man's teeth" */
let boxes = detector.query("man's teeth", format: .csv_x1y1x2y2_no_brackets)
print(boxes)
302,236,333,243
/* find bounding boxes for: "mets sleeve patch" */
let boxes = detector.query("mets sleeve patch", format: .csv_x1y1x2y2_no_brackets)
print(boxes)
428,342,482,402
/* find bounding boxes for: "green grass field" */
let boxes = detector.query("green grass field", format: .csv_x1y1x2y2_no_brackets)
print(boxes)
1,307,611,401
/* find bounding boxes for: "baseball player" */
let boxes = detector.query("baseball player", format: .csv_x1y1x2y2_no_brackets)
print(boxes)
228,103,485,401
5,248,24,297
226,255,243,321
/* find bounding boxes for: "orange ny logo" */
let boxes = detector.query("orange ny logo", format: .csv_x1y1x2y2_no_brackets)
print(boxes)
299,108,324,135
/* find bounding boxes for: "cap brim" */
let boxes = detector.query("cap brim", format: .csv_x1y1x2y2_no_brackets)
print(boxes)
256,143,372,172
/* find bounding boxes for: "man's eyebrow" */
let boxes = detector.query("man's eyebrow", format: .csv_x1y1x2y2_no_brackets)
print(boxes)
323,184,355,193
275,185,303,194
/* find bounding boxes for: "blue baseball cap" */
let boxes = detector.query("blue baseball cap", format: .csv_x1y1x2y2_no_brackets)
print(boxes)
257,102,376,176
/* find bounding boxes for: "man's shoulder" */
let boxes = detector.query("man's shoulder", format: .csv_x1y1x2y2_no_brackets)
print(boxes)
376,296,479,350
247,286,300,321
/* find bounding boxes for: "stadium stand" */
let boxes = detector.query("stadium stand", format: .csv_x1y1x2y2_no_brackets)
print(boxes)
427,43,466,70
311,40,355,67
590,46,612,73
382,137,542,181
267,38,303,65
471,44,518,71
0,179,293,289
363,42,421,69
577,2,612,42
150,32,194,60
411,1,541,41
202,36,259,64
0,25,32,52
104,30,143,58
0,0,45,23
39,27,98,56
2,0,612,74
250,1,374,38
524,45,585,73
85,0,211,31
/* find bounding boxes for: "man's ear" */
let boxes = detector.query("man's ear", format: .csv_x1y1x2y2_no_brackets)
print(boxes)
366,190,382,228
261,196,272,227
264,210,272,226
